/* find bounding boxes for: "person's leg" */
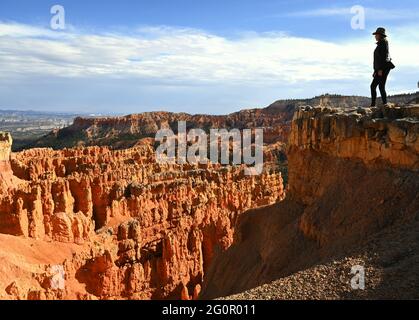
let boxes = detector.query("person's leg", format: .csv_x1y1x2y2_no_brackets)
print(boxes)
370,76,379,106
379,70,390,105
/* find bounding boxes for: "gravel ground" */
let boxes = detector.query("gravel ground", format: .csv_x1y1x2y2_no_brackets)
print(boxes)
220,220,419,300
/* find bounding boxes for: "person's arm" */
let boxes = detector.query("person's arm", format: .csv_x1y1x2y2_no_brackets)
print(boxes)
376,42,389,76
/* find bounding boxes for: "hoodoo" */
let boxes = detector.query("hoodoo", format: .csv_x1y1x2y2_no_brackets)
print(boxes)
0,132,19,193
0,133,284,300
0,132,12,170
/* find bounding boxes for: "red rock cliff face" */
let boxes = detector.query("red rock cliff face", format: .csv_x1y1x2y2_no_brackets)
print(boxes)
288,105,418,246
0,137,284,300
200,104,419,299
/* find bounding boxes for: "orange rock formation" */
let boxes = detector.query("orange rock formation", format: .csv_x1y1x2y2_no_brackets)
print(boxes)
0,133,20,194
0,134,284,300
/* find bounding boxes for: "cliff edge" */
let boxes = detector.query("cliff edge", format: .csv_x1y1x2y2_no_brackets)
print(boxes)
201,104,419,299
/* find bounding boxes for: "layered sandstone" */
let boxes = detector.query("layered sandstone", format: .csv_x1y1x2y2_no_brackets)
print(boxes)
201,104,419,299
290,105,419,170
289,104,418,246
0,137,284,300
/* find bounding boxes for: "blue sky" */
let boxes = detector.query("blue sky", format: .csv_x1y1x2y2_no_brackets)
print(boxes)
0,0,418,114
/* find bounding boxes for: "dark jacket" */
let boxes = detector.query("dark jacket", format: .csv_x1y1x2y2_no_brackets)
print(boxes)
374,39,389,71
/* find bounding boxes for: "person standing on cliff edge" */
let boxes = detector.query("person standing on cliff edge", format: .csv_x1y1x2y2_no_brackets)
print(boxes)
370,27,395,107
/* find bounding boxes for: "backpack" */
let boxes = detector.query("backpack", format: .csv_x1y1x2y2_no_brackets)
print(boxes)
387,59,396,70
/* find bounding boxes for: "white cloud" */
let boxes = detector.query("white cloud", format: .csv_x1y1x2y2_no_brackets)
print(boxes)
0,22,75,39
0,21,418,88
287,7,352,17
286,7,419,21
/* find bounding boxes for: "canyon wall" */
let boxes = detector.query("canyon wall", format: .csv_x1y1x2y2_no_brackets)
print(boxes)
289,105,418,246
30,109,292,150
0,136,284,300
201,104,419,299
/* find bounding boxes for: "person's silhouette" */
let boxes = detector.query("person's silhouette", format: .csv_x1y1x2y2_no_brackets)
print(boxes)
370,27,392,107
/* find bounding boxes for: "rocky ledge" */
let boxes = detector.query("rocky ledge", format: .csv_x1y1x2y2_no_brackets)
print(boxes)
290,104,419,169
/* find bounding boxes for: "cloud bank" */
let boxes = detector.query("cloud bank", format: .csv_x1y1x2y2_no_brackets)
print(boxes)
0,21,418,113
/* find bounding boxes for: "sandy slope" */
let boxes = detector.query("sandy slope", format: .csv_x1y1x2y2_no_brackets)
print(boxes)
221,220,419,300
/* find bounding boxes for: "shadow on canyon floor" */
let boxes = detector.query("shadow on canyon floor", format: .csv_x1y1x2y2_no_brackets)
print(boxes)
201,199,419,300
200,154,419,299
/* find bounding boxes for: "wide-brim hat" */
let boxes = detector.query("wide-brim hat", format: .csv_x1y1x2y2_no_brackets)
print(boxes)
373,27,387,37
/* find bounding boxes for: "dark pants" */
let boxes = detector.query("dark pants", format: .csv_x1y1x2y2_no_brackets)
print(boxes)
370,69,390,106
